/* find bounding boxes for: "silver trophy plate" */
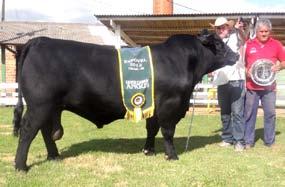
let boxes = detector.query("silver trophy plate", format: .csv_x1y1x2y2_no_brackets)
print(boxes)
250,59,276,86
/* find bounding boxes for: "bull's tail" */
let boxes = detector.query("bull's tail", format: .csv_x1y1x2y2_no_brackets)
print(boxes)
12,43,30,136
13,92,23,137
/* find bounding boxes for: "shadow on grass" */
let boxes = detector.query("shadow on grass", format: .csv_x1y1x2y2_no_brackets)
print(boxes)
255,128,280,143
60,134,221,159
29,128,281,170
211,128,281,145
28,134,220,170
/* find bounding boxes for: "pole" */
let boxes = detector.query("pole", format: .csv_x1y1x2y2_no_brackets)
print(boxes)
1,46,5,83
1,0,4,21
1,0,5,83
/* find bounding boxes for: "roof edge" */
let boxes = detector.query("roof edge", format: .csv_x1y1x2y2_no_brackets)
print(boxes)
95,12,285,20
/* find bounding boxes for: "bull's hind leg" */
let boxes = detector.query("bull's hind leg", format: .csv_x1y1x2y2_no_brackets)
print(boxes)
41,125,60,160
161,125,178,160
51,110,64,141
41,109,62,159
15,106,53,171
143,117,160,156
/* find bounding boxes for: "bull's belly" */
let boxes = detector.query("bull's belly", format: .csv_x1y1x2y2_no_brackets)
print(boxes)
65,103,126,127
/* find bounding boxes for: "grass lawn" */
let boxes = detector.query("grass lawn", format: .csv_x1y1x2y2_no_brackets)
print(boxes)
0,107,285,186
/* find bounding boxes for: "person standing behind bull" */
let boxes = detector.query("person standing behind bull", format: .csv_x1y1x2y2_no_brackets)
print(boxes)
211,17,247,151
244,18,285,149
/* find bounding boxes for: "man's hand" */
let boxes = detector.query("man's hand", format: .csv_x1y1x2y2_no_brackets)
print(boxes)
235,19,244,30
234,18,247,43
271,61,283,72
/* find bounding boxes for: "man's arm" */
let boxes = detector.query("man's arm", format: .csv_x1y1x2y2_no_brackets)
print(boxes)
234,18,248,44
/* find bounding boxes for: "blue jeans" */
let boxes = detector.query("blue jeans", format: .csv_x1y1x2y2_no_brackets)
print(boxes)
217,80,245,144
244,90,276,146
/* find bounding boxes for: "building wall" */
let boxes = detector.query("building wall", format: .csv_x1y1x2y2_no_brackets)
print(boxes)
0,47,17,97
6,48,16,83
1,47,16,83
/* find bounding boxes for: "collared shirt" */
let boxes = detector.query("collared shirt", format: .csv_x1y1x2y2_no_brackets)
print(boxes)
212,32,245,86
245,37,285,90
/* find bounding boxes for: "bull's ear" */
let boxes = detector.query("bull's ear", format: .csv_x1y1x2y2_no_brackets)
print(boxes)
197,29,211,44
200,29,210,36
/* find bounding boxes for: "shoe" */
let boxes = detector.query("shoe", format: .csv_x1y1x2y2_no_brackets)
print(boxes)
218,141,232,147
245,144,254,149
264,143,275,148
234,142,244,152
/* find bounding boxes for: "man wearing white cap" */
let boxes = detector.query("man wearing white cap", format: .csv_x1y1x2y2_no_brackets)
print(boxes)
211,17,247,151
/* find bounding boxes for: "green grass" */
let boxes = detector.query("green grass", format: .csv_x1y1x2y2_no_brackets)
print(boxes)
0,107,285,186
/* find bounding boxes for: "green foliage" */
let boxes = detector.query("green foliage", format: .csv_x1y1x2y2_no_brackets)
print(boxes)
0,107,285,186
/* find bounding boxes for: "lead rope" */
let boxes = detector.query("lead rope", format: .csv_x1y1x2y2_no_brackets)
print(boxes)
184,84,199,152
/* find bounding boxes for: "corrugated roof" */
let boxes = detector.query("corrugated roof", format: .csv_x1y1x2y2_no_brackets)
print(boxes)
96,12,285,17
96,12,285,46
0,21,104,45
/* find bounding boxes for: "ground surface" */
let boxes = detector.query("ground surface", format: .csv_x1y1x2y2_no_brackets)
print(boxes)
188,106,285,117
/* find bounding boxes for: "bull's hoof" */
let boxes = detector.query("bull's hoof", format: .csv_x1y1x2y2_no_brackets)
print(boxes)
165,154,179,160
52,129,64,141
47,154,60,161
15,164,29,172
142,148,156,156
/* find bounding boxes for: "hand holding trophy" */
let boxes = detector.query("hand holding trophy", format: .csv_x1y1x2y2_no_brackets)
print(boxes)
250,59,276,86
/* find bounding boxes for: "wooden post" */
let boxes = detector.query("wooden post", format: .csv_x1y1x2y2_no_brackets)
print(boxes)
115,24,121,49
110,20,122,49
1,0,5,82
1,45,6,82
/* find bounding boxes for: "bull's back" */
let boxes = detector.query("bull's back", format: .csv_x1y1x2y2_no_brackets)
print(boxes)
21,37,125,124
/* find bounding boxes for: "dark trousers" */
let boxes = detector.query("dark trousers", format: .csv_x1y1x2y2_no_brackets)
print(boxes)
244,90,276,146
218,80,245,144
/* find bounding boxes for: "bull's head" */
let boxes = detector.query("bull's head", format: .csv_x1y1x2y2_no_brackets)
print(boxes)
197,30,239,72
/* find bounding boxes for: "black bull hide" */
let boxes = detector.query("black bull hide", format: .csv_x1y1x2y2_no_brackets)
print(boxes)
13,33,238,171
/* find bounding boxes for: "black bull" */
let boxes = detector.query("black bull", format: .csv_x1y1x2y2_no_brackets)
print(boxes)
13,33,238,171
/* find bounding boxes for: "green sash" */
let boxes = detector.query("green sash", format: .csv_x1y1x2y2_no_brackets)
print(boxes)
117,46,155,122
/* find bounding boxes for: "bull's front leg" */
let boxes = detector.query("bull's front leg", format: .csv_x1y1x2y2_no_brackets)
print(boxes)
161,126,178,160
143,117,160,156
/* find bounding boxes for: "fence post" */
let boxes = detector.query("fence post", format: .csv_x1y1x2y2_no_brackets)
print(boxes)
1,46,6,83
